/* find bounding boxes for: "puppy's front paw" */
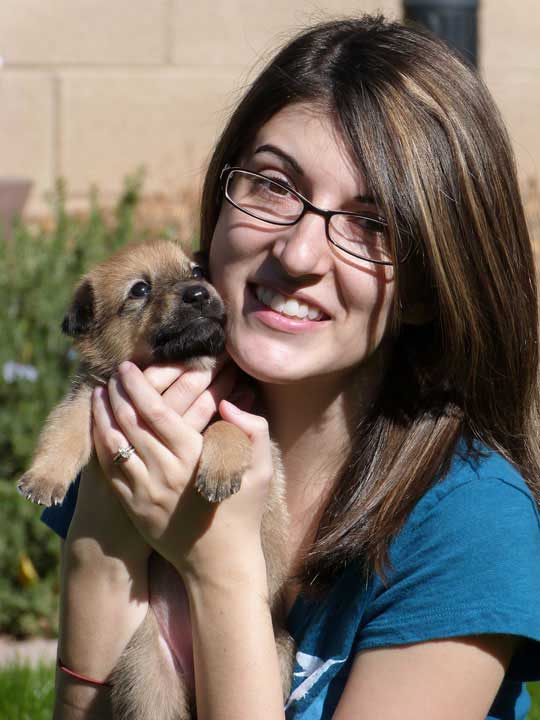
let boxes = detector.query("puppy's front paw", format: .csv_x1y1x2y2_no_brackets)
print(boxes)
195,465,242,504
195,420,251,504
17,471,68,507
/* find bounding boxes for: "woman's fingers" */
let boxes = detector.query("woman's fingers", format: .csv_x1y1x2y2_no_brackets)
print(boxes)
142,364,185,394
91,385,141,504
108,362,202,465
181,362,238,430
142,355,229,414
142,356,237,432
219,399,272,467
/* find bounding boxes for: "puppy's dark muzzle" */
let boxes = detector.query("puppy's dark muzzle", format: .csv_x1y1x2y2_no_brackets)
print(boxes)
152,283,226,362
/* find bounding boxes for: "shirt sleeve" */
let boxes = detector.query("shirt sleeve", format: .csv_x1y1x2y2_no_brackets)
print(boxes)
354,474,540,680
40,473,80,539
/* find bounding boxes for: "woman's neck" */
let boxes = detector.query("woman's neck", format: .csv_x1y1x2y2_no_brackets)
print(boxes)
263,376,347,451
258,365,379,492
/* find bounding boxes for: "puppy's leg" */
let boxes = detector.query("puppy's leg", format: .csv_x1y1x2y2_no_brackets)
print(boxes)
260,451,296,700
195,420,251,503
18,383,93,506
275,626,296,701
111,609,191,720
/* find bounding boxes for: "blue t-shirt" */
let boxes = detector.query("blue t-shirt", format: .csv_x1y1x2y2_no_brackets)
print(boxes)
42,442,540,719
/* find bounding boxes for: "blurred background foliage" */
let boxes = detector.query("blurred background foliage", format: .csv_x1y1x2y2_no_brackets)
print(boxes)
0,173,189,637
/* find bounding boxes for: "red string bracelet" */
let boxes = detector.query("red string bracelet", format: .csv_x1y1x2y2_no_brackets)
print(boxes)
57,657,113,687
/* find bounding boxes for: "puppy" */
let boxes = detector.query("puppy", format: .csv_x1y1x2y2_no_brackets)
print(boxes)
18,238,294,719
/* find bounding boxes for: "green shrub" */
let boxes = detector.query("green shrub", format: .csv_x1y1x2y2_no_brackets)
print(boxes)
0,175,150,637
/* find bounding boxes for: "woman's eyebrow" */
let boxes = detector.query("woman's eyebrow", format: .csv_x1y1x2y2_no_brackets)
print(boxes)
356,192,376,204
253,144,304,176
254,142,375,205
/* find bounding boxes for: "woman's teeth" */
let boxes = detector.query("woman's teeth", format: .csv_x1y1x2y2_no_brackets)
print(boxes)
255,285,323,321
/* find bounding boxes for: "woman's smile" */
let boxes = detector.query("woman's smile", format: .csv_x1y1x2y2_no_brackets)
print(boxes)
253,284,327,322
245,283,328,335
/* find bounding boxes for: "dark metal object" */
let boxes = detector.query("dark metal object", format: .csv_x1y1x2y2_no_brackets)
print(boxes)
403,0,479,67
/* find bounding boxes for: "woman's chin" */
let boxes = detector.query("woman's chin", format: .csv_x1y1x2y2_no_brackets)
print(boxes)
225,338,308,385
230,355,300,385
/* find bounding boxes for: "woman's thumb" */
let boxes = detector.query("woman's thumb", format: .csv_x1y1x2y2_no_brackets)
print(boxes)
219,396,268,442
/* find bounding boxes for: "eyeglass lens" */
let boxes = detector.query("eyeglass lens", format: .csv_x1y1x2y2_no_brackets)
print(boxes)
226,169,392,264
227,170,303,223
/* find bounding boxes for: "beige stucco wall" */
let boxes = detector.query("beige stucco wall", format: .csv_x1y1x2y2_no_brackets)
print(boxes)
481,2,540,195
1,0,538,230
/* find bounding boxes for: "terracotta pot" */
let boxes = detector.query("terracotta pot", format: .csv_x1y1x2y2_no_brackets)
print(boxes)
0,178,32,241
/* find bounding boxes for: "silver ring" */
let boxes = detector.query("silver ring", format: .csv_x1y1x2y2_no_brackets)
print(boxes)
112,444,136,464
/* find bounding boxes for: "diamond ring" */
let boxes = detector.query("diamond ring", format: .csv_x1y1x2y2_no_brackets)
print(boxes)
112,444,136,464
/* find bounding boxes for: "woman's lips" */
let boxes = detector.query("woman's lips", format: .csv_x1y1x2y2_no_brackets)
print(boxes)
245,284,329,334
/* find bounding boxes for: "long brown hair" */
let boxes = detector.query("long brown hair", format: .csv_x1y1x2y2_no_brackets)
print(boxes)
200,15,540,588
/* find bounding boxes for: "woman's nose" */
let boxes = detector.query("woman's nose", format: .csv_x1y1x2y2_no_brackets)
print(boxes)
271,213,332,277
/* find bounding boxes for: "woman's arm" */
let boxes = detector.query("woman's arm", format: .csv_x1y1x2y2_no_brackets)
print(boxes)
177,406,287,720
53,460,150,720
333,634,522,719
53,359,240,719
91,361,287,719
185,553,286,720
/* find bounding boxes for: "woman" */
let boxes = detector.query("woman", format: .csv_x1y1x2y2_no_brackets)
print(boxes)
43,15,540,720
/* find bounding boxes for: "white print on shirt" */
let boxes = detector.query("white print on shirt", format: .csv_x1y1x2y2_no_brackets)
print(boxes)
285,651,346,709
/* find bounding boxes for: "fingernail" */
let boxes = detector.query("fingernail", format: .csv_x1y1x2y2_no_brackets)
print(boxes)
223,399,242,414
119,361,134,374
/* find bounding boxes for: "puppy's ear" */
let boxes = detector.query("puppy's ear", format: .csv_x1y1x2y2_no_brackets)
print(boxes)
62,279,95,337
193,250,209,271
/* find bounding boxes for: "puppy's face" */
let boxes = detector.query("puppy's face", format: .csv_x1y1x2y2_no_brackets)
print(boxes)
62,239,226,375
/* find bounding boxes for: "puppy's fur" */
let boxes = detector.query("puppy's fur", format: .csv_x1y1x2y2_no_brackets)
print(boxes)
19,238,294,719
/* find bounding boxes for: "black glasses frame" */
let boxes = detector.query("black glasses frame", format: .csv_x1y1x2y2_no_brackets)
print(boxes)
220,164,399,266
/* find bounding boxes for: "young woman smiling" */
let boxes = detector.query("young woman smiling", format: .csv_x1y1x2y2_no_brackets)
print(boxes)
43,15,540,720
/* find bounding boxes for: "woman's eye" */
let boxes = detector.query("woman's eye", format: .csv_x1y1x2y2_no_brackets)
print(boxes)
129,281,151,298
252,176,293,197
359,215,386,234
191,265,205,280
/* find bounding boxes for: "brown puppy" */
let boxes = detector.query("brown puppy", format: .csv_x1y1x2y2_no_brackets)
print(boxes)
18,238,294,719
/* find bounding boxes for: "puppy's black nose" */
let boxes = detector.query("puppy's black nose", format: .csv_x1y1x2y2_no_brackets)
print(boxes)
182,284,210,305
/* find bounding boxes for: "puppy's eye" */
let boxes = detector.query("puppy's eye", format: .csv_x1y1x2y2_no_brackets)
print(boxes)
129,281,151,298
191,265,205,280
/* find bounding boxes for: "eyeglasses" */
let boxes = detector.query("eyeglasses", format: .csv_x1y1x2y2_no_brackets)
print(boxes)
220,165,398,266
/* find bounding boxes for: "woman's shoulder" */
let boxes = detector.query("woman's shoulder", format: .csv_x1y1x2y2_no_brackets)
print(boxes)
356,439,540,656
378,437,540,620
405,439,539,533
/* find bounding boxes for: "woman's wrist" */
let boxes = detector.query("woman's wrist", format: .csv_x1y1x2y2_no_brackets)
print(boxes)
177,542,269,595
182,555,285,720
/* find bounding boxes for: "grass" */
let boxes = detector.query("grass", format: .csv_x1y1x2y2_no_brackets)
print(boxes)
529,683,540,720
0,662,55,720
0,662,539,718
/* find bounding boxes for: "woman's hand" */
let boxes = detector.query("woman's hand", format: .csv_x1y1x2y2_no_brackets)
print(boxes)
91,358,273,585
